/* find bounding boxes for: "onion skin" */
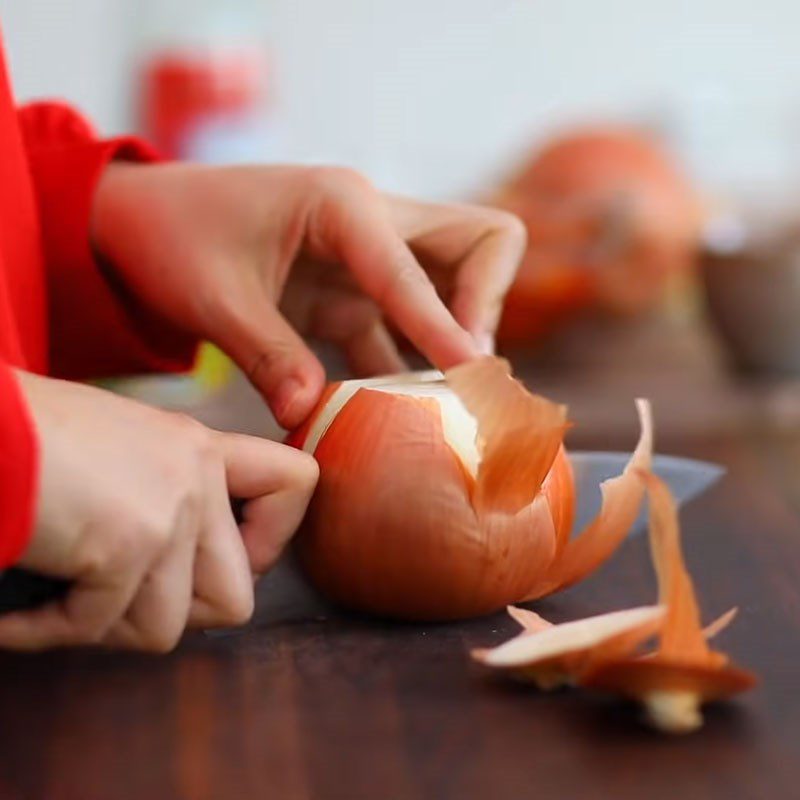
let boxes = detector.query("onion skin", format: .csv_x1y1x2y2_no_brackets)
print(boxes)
542,446,575,554
289,359,649,622
472,605,665,690
472,472,755,735
579,472,757,734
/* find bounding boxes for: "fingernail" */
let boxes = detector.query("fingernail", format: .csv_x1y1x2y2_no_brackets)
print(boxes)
475,333,495,356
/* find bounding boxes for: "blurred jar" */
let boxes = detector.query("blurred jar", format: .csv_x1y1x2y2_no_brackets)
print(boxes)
666,86,800,375
702,207,800,376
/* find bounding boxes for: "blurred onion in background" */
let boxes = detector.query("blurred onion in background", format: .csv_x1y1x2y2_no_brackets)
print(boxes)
487,127,700,347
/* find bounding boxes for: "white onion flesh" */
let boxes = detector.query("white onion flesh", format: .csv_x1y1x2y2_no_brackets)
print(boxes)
302,371,481,476
478,605,665,668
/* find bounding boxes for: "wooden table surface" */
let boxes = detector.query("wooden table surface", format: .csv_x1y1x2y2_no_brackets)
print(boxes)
1,315,798,800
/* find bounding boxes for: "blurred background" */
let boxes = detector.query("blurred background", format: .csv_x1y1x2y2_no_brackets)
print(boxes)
6,0,800,433
7,0,800,197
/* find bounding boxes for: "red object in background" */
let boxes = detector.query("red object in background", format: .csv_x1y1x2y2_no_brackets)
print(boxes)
494,128,700,346
140,49,265,158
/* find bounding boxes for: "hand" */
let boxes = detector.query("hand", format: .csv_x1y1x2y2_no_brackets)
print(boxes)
0,371,318,652
91,164,526,428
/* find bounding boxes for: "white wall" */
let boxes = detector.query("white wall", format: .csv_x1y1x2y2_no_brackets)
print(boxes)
2,0,137,134
4,0,800,198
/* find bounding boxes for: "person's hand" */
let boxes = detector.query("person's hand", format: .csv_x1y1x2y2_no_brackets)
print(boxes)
0,371,318,652
91,164,526,428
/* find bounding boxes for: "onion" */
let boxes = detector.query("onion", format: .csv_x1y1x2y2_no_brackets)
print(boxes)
288,357,652,621
493,127,700,343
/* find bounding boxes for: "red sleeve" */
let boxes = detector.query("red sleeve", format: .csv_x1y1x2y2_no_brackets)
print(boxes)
0,363,37,567
18,101,198,380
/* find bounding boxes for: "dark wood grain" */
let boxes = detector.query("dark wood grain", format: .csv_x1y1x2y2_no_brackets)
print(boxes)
0,315,797,800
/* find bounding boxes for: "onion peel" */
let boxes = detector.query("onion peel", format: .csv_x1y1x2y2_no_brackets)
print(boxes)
506,604,553,634
472,605,665,690
580,471,756,734
702,607,738,641
524,398,653,599
445,358,568,513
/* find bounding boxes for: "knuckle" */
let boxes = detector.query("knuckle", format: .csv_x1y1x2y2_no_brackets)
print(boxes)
71,524,136,576
175,414,215,458
379,255,428,305
70,541,107,577
246,345,296,391
220,585,255,627
116,495,197,562
172,411,205,435
292,452,320,495
137,517,173,556
74,618,108,645
310,165,373,197
493,209,528,248
164,414,216,507
141,625,183,654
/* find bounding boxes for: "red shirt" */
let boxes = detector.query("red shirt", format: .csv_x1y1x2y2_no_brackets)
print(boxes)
0,32,196,566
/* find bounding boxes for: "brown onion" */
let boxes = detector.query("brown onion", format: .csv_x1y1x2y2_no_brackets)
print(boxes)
493,127,700,343
288,357,652,621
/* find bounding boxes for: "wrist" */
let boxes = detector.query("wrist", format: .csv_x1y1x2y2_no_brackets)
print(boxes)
90,161,142,265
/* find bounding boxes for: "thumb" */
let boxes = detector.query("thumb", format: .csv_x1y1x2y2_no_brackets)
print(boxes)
217,302,326,429
215,433,319,574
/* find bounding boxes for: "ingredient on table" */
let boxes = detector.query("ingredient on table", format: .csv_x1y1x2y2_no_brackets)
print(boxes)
288,356,651,620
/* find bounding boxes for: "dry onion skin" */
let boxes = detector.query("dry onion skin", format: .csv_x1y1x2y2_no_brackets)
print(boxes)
472,599,734,693
470,473,754,735
472,605,665,691
580,472,757,734
288,356,652,621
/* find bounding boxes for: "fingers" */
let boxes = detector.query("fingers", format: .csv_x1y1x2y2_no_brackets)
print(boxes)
102,518,197,652
215,433,318,575
236,490,308,576
448,214,527,347
35,435,310,646
188,434,317,627
216,431,318,498
0,555,144,651
216,301,326,429
188,464,255,629
0,432,317,650
389,195,527,348
309,168,479,370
